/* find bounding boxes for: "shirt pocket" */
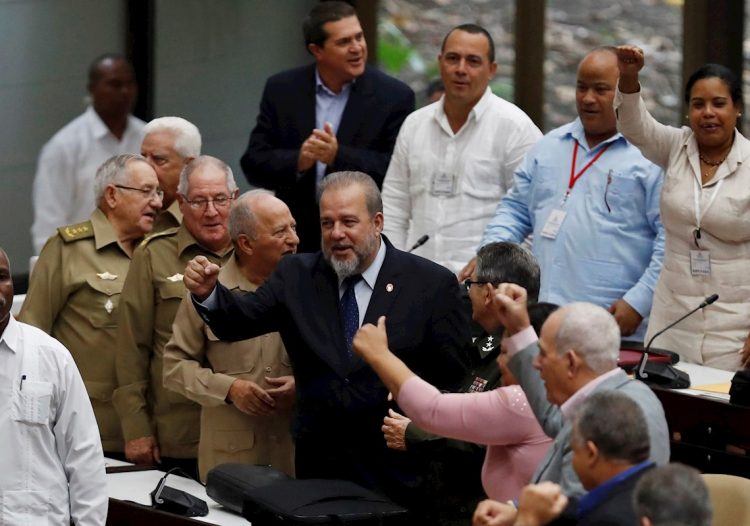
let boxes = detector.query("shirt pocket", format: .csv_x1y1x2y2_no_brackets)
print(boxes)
206,329,258,376
157,281,186,304
215,429,256,455
84,275,124,329
2,490,51,525
11,380,53,425
597,172,645,216
461,157,503,199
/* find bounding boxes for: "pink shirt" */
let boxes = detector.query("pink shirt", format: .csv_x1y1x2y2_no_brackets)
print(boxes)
398,376,551,501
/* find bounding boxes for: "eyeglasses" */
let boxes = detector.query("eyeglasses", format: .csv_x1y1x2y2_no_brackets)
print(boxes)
115,184,164,200
463,279,491,292
181,195,233,210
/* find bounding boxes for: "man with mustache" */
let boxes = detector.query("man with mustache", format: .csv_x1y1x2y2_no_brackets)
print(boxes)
184,171,470,513
20,154,162,458
240,1,415,253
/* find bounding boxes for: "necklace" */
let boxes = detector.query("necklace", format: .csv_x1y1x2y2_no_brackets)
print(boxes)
699,153,727,166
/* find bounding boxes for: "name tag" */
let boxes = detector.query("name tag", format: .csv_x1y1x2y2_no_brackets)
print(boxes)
541,209,567,239
430,172,458,197
690,250,711,276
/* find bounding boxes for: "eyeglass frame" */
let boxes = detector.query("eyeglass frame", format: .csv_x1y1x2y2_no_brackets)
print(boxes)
114,184,164,200
462,279,492,292
179,194,234,211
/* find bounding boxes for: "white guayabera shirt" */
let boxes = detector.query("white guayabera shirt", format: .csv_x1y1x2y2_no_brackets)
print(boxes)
0,316,108,525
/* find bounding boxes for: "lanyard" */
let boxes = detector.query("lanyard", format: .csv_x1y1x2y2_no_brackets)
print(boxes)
692,176,723,246
565,141,610,201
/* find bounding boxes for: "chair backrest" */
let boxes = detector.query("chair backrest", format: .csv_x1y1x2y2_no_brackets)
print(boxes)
702,473,750,526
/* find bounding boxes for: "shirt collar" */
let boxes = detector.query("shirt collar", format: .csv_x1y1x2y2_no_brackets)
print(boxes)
577,460,655,519
560,367,622,421
0,315,20,354
221,256,256,293
434,87,493,133
90,208,125,252
338,235,386,290
163,200,183,224
177,224,233,259
568,118,625,152
315,68,354,97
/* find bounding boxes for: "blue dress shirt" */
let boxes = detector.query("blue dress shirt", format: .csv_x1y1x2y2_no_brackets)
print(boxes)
315,69,352,182
480,119,665,340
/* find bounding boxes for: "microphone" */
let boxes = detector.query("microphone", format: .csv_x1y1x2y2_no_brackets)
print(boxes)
408,235,429,253
635,293,719,388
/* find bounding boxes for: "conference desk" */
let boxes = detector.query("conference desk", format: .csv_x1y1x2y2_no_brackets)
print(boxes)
651,362,750,477
106,460,247,526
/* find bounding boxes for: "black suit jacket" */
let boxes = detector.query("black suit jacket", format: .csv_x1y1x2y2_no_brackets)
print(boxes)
195,238,469,500
551,464,655,526
240,64,415,252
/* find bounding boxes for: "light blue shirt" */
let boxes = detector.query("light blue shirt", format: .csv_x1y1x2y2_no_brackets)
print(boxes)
315,69,352,182
337,236,387,327
480,119,665,340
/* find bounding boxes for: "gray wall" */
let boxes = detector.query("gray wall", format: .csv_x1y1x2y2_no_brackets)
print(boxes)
0,0,314,278
0,0,126,274
152,0,314,185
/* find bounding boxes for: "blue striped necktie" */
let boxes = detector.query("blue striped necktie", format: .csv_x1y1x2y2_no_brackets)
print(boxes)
340,274,362,355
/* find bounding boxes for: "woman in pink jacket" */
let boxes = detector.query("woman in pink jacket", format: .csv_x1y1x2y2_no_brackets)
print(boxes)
353,310,553,503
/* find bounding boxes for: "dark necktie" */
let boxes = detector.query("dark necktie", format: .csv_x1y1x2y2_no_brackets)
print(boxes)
340,274,362,356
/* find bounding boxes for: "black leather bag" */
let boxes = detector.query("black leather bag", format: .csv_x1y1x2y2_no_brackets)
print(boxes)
206,463,292,513
242,478,409,525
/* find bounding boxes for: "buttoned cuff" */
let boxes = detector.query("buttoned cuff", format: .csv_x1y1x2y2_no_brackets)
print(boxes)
502,326,538,357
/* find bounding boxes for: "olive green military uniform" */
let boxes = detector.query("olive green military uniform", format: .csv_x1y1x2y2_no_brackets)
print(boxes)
163,256,295,482
112,224,232,458
19,209,132,452
153,200,182,233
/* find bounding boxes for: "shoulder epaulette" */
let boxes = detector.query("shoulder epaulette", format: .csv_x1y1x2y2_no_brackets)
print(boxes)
139,226,179,247
57,221,94,243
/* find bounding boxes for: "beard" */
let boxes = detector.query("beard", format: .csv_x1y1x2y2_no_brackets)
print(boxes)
323,231,379,280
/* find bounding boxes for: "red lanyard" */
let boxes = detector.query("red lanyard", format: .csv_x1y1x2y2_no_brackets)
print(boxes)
566,141,610,200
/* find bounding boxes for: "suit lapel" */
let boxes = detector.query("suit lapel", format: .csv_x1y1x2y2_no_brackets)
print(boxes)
311,257,351,377
299,65,317,138
363,240,401,324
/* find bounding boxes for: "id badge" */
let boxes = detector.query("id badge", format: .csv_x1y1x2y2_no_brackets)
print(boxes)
541,209,567,239
690,250,711,276
430,172,458,197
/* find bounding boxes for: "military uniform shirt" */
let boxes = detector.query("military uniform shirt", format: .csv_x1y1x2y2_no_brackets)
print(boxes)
164,256,295,481
19,208,132,452
113,224,232,458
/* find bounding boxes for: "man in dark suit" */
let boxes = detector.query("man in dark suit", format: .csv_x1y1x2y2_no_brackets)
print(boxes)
240,1,415,252
184,171,469,509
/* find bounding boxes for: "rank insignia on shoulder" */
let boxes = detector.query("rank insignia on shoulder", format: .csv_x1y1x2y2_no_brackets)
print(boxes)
58,221,94,242
97,272,118,281
167,273,183,282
